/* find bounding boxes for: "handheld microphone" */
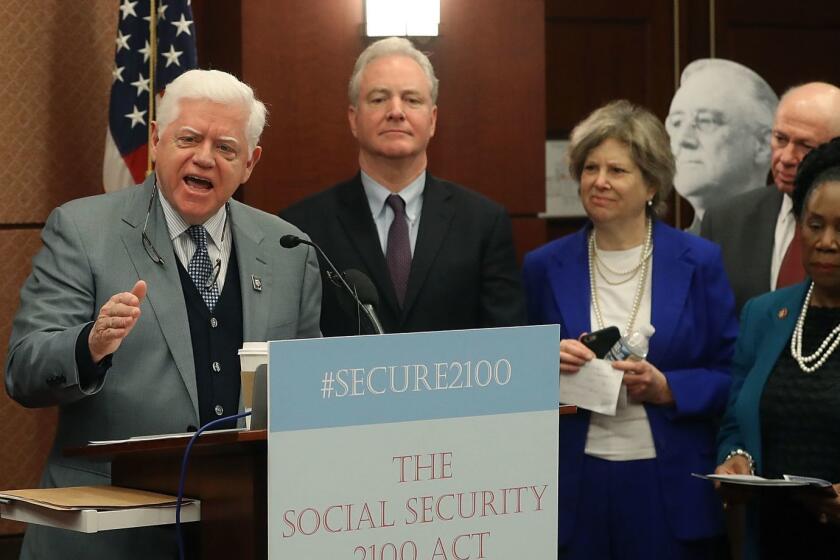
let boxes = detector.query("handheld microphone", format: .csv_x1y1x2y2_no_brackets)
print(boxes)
279,235,385,334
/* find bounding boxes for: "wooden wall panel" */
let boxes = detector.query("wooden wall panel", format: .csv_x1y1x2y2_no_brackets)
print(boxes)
237,0,546,216
0,230,56,536
0,0,116,223
546,0,675,138
511,217,548,264
424,0,545,215
0,0,115,538
193,0,242,78
715,1,840,91
237,0,362,212
676,0,711,69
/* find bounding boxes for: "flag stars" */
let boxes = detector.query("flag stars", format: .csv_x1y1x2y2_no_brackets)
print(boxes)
138,40,151,63
115,30,131,52
171,13,193,36
131,74,151,96
119,0,138,20
125,105,147,128
161,44,183,67
144,3,168,22
112,65,125,83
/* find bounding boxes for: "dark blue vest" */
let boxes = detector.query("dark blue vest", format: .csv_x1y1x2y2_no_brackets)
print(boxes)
177,247,243,429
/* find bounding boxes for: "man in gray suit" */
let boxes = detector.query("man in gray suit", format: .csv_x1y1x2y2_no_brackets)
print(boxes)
701,82,840,312
5,69,321,558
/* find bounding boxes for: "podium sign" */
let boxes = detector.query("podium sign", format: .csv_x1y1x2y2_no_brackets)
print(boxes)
268,326,560,559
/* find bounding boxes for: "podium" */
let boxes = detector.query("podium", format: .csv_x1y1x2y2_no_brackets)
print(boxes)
66,429,268,559
11,405,576,559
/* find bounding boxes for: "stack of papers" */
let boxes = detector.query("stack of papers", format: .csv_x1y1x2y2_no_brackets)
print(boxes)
0,485,192,511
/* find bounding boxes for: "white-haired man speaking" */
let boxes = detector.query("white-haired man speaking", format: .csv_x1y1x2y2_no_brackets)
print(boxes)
6,69,322,559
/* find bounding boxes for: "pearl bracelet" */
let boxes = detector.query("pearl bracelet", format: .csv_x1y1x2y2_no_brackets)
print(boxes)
724,448,755,475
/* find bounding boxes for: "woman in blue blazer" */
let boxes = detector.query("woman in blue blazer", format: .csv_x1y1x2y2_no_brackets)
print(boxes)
716,138,840,558
523,101,737,559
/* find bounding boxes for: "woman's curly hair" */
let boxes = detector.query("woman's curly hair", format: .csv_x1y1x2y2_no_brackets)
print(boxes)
793,136,840,218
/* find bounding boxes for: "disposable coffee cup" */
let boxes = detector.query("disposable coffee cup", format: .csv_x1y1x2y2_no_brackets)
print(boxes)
238,342,268,428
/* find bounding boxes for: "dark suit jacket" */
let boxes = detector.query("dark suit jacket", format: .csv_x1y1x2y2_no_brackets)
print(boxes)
701,184,783,313
280,172,525,335
523,220,738,544
717,281,809,560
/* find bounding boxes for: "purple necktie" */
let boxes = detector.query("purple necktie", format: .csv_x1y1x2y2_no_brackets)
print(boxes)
386,194,411,306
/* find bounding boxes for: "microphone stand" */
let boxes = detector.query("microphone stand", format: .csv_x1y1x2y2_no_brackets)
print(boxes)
280,235,385,334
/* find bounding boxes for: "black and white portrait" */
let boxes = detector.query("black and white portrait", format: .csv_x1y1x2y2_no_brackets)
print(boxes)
666,59,778,232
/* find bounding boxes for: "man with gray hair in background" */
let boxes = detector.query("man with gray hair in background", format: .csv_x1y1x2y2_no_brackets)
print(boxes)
666,58,778,233
281,37,525,336
702,81,840,312
6,69,322,558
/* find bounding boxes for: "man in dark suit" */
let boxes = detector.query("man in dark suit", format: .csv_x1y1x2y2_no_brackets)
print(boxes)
702,82,840,312
281,37,525,335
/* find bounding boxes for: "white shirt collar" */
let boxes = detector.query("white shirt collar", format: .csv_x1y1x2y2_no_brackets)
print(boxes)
157,180,228,248
361,170,425,222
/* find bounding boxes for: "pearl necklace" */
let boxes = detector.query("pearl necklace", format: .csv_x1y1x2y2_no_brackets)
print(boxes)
588,218,653,333
592,239,653,286
790,281,840,373
592,229,653,278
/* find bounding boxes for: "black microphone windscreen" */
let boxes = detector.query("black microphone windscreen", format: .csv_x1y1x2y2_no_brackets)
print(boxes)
344,269,380,307
279,234,302,248
332,276,360,318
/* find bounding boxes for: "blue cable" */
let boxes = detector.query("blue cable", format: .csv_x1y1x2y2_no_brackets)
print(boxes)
175,411,252,560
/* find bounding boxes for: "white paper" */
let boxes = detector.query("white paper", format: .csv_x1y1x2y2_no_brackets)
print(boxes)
542,140,586,217
559,358,623,415
87,428,243,446
782,474,834,489
693,473,835,493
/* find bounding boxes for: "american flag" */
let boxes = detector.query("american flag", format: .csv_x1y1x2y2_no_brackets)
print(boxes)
103,0,197,192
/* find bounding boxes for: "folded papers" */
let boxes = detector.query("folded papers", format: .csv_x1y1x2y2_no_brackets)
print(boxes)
0,485,193,511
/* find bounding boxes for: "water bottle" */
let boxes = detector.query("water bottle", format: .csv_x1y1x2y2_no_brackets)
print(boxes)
605,324,655,362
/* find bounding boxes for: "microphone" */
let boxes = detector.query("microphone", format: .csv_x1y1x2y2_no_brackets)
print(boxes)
279,235,385,334
343,269,385,335
279,234,305,249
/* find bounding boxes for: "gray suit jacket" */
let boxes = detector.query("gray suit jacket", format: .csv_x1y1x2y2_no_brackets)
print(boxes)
700,184,783,314
5,177,321,559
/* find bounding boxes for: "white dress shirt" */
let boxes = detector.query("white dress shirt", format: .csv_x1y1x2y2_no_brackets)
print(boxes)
770,194,795,290
159,189,232,292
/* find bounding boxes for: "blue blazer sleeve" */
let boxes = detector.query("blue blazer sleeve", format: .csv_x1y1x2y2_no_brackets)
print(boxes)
717,299,760,463
658,241,738,419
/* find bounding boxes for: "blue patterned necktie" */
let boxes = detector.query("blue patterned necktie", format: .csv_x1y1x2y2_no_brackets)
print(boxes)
187,225,220,310
386,194,411,306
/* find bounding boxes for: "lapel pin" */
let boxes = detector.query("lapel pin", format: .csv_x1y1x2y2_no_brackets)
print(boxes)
251,275,263,292
778,308,788,319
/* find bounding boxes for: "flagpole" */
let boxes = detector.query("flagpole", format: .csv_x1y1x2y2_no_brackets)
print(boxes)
146,0,157,176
